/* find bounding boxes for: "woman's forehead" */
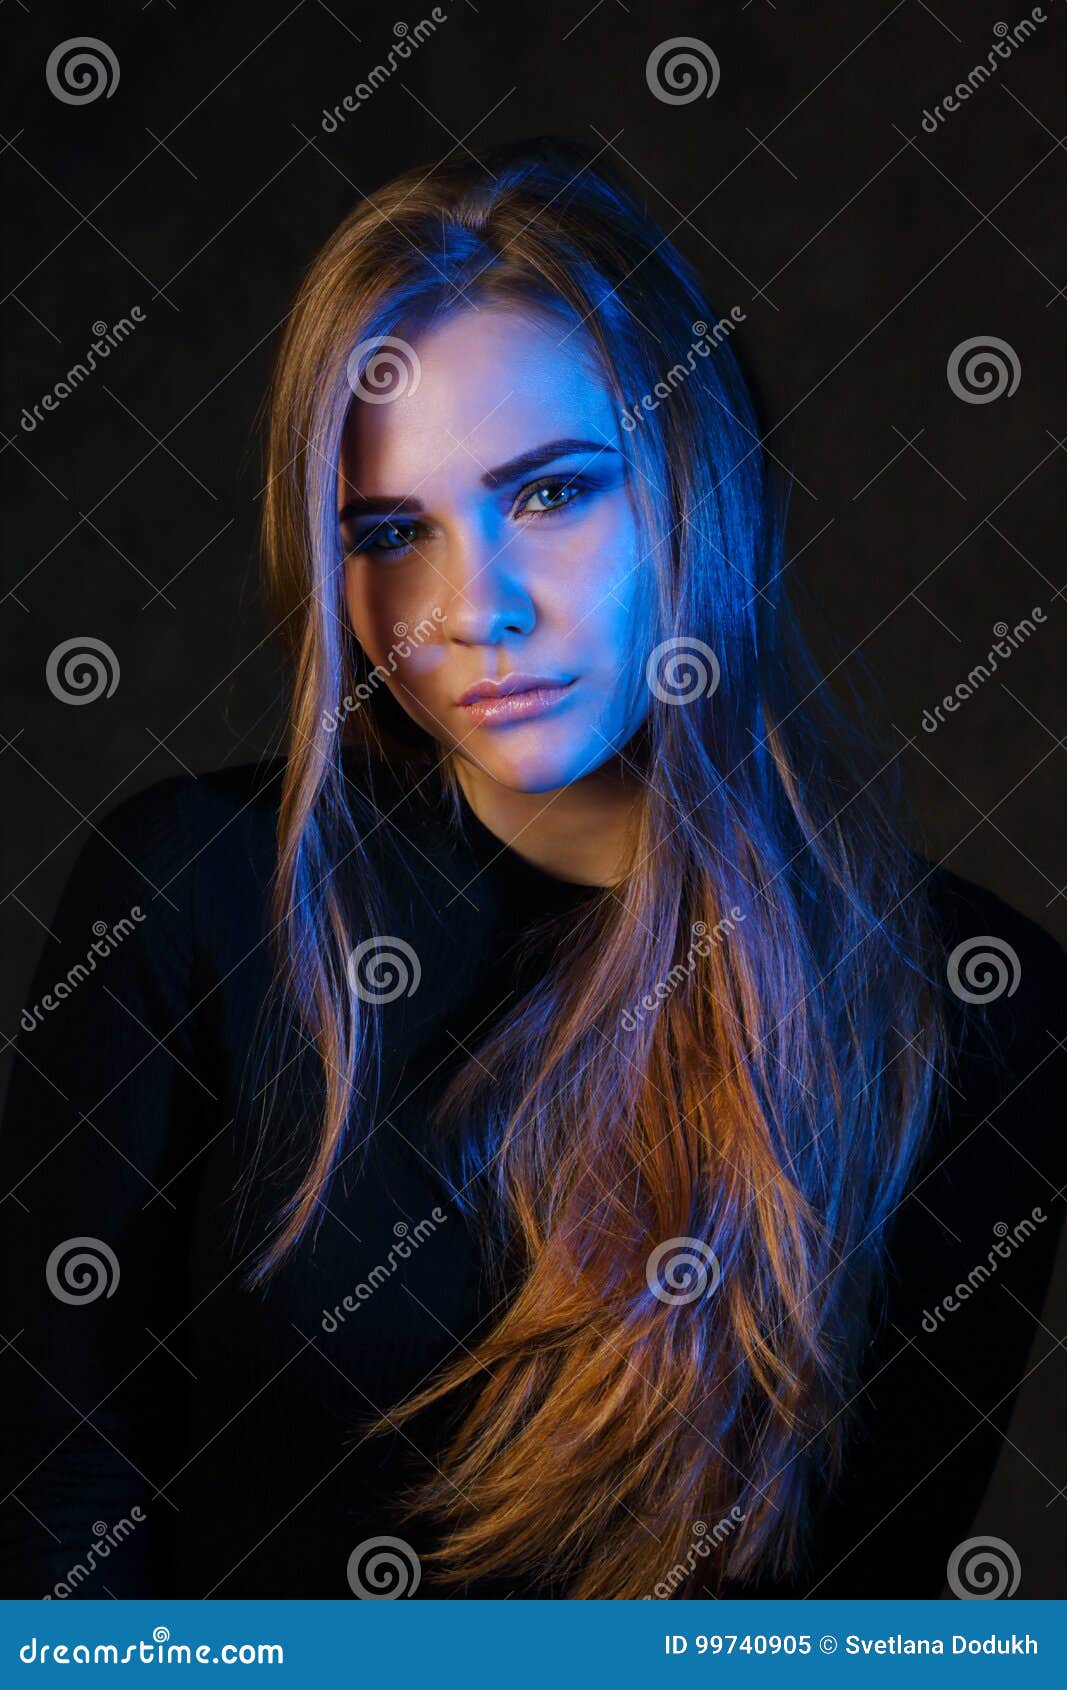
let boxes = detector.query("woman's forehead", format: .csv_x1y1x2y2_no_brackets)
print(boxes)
338,307,614,498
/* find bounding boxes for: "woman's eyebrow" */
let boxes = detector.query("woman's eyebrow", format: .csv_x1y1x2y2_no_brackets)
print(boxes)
481,438,618,488
337,438,619,521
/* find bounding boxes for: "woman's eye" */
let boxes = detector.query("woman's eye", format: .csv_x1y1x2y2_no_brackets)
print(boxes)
351,520,420,555
517,478,584,516
343,479,588,555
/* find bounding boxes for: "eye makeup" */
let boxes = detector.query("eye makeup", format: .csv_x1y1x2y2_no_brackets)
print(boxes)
340,455,623,561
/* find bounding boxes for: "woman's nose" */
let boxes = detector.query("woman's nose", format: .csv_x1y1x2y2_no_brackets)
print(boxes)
441,521,537,645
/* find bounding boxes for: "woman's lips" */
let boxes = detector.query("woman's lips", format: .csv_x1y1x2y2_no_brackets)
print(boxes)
459,679,577,726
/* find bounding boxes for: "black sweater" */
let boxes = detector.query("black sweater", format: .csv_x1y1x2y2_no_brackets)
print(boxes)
1,756,1064,1600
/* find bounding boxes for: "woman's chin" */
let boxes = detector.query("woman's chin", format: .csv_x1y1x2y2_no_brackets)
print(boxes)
453,740,589,796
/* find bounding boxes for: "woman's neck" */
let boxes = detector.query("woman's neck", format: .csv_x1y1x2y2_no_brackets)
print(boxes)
452,757,642,889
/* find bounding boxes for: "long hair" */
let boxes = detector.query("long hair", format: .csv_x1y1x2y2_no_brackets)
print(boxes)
251,135,947,1598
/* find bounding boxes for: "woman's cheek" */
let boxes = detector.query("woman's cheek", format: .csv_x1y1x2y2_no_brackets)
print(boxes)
555,507,642,633
344,560,414,669
571,498,639,582
344,567,452,720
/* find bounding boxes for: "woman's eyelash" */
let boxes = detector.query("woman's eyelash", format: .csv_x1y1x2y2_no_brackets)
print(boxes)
350,519,422,556
344,474,591,558
513,474,588,516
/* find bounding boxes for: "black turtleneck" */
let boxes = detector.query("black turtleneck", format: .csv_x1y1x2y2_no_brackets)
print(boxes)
0,757,1064,1599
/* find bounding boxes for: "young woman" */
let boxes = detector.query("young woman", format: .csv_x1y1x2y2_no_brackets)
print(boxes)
1,137,1064,1603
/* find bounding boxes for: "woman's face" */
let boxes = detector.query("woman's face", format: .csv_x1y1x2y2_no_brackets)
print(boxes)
337,306,649,794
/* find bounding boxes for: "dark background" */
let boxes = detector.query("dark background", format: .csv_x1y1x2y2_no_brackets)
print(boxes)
2,0,1065,1591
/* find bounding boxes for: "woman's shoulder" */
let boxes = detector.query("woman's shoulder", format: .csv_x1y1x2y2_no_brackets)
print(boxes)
76,754,428,938
42,758,291,977
89,756,288,866
91,752,418,862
